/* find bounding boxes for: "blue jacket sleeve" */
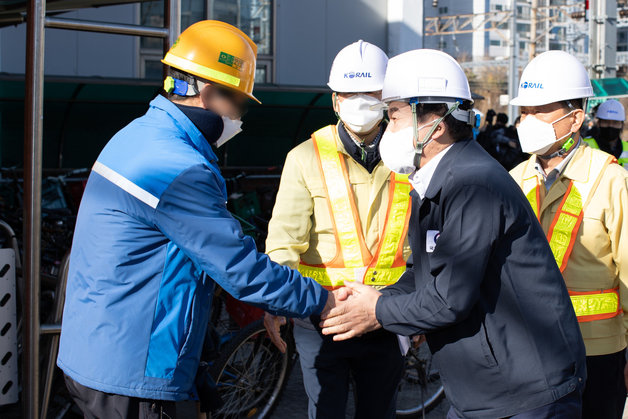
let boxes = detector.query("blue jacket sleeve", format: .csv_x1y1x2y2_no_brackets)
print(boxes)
153,164,328,317
375,184,497,335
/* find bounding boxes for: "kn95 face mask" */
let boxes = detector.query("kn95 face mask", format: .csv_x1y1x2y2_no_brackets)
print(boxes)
215,116,243,147
516,110,574,155
337,94,383,133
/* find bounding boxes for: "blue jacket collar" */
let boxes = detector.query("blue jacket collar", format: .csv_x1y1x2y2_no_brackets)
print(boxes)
149,95,219,164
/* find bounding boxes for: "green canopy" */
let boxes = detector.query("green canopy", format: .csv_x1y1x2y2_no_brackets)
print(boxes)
591,77,628,99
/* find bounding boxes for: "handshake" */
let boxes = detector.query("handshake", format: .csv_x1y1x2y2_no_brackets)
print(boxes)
264,281,383,353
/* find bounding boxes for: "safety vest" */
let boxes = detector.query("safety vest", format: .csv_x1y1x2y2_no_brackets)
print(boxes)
297,126,412,290
583,136,628,167
518,151,620,322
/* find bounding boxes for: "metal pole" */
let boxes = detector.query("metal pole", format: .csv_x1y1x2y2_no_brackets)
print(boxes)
45,17,169,38
166,0,181,49
163,0,181,81
530,0,537,60
589,0,598,78
508,0,518,124
24,0,45,417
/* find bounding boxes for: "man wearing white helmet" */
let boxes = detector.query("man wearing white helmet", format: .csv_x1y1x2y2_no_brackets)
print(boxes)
321,49,586,418
583,99,628,167
263,40,411,418
509,50,628,419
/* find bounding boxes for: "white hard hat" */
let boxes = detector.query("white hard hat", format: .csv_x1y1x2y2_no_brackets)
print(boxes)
327,40,388,93
382,49,474,124
510,50,593,107
597,99,626,121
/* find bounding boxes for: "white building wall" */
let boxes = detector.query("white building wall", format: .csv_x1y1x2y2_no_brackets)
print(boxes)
274,0,388,86
387,0,423,57
473,0,489,59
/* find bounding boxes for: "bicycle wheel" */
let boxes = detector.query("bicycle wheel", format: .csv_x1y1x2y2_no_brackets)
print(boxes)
396,341,445,418
209,319,295,419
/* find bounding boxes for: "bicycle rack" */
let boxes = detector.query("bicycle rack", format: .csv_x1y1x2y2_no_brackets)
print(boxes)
22,1,181,418
0,221,20,406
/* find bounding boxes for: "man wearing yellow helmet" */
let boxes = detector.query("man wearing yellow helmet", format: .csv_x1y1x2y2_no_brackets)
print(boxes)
58,20,339,418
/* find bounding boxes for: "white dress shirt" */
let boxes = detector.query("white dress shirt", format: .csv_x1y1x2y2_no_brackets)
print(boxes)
408,145,454,199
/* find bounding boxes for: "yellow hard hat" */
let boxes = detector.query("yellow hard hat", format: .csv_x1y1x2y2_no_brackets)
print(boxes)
162,20,260,103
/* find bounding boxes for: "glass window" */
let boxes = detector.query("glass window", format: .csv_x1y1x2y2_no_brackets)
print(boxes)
181,0,206,30
209,0,273,56
139,0,274,82
143,57,164,80
618,28,628,52
490,39,501,46
140,0,165,51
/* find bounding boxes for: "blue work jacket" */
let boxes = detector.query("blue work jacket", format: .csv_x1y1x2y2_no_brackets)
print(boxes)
58,95,328,400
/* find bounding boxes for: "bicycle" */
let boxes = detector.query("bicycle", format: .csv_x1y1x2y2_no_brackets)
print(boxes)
202,287,297,419
395,338,445,418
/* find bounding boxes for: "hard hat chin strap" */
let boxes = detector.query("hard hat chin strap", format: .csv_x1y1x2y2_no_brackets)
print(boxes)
412,100,460,170
538,135,577,160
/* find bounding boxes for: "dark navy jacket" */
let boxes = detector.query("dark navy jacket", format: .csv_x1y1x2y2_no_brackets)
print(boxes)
376,139,586,418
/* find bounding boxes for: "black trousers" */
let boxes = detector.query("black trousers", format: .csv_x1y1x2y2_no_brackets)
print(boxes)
64,375,178,419
293,319,404,419
582,349,627,419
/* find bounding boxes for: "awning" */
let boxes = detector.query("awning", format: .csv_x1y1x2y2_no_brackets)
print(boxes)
591,77,628,99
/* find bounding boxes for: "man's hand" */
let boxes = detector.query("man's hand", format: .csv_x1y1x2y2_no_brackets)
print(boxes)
319,281,382,341
263,313,287,353
319,287,352,318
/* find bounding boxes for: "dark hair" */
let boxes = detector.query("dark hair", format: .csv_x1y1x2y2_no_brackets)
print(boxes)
563,98,584,110
496,113,508,125
416,101,474,141
165,68,201,101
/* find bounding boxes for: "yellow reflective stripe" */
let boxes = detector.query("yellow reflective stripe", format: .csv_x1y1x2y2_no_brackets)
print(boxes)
163,53,241,87
619,142,628,166
298,264,406,288
313,130,364,267
524,184,539,219
364,266,407,286
548,184,582,269
583,137,599,149
546,151,613,271
375,174,411,269
570,292,619,318
521,172,540,219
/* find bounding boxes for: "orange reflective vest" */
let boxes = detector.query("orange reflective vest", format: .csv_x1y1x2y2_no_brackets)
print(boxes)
519,152,619,322
297,126,412,290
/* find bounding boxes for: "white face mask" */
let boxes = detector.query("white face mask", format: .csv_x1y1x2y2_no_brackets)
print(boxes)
215,116,243,148
337,94,383,133
516,111,574,155
379,120,438,174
